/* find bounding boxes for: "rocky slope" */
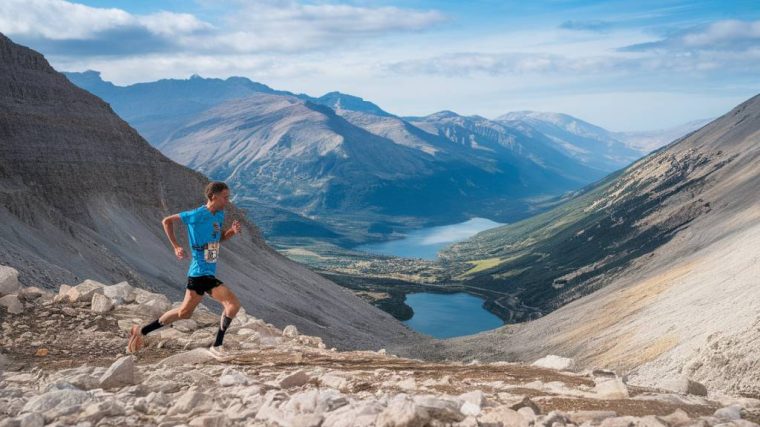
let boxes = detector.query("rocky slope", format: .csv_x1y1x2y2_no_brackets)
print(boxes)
2,277,759,427
63,71,293,144
496,111,645,172
418,94,760,396
0,33,419,351
613,119,713,154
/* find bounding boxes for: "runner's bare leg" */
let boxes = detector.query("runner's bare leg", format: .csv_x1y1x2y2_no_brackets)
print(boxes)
160,290,204,324
128,290,203,352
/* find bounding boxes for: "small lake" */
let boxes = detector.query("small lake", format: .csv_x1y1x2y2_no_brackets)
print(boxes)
356,217,502,260
403,292,504,338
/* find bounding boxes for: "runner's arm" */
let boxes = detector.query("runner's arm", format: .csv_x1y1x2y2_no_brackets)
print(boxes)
220,219,241,242
162,214,187,259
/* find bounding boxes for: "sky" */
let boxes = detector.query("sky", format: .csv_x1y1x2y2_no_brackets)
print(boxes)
0,0,758,131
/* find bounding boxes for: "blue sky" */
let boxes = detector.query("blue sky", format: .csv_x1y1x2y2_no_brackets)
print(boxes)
1,0,758,130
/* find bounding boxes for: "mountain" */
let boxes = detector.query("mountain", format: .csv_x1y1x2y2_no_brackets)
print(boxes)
410,94,760,395
310,91,392,117
64,72,638,245
497,111,643,172
407,110,609,182
614,118,713,153
64,70,294,144
0,33,421,351
157,92,616,245
499,111,712,161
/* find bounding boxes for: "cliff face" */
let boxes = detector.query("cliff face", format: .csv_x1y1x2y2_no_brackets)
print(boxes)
0,33,421,351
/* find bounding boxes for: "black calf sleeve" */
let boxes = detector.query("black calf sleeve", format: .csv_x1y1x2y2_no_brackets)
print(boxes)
141,319,163,336
213,315,233,347
220,315,233,331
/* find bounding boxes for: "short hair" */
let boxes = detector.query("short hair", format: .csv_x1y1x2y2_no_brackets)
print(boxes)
205,181,229,200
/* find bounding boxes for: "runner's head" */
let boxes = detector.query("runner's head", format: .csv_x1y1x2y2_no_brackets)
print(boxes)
205,181,230,209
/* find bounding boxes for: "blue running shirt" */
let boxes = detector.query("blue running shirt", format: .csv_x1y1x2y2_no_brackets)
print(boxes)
179,205,225,277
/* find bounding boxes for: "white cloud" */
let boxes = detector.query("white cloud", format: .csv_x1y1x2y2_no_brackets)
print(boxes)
0,0,445,55
1,1,755,131
0,0,210,40
622,19,760,51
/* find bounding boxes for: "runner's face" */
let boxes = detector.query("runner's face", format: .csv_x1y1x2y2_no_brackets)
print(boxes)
211,189,230,209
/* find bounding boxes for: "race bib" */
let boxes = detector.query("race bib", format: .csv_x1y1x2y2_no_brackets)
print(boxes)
204,242,220,263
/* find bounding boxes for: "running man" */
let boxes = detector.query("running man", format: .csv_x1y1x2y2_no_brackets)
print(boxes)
128,181,242,357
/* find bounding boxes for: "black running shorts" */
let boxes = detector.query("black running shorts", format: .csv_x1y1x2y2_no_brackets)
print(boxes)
186,275,223,296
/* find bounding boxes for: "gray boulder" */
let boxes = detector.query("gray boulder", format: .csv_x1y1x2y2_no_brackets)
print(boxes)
0,294,23,314
90,293,113,313
102,281,136,304
99,356,136,389
0,265,20,297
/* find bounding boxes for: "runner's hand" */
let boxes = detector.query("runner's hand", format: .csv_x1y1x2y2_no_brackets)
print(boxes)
231,220,241,235
174,246,187,260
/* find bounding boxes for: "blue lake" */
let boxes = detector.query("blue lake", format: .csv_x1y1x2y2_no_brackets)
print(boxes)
356,217,502,260
403,292,504,338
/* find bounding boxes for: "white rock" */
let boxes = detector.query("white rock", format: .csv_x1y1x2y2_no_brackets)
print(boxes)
255,390,291,425
0,294,23,314
715,405,743,421
283,389,349,415
320,373,349,391
279,370,312,388
11,412,44,427
66,280,105,303
599,415,649,427
99,356,135,389
290,414,324,427
479,406,528,427
322,400,385,427
53,284,72,303
532,355,576,371
168,390,211,416
283,325,299,338
593,371,629,399
0,265,20,296
396,377,417,391
189,414,228,427
568,410,618,425
595,377,629,399
103,281,136,304
157,348,217,367
21,389,92,414
140,295,171,318
376,395,430,427
460,401,480,417
458,390,485,407
172,319,199,332
80,400,125,423
219,369,250,386
517,406,536,422
18,287,46,302
666,376,708,396
413,395,464,422
90,293,113,313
